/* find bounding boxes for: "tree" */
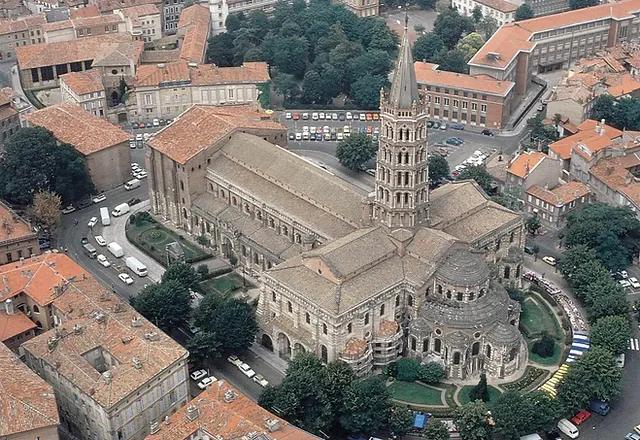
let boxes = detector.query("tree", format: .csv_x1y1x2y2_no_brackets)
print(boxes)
455,32,485,62
339,376,391,434
325,361,356,417
29,190,61,231
458,165,494,193
424,419,450,440
612,96,640,130
569,0,598,9
195,294,258,353
471,5,483,22
420,362,445,384
187,331,221,364
428,154,450,182
130,280,191,331
468,373,490,402
0,127,95,205
525,215,541,235
532,332,555,358
396,358,424,382
206,33,235,66
336,133,376,171
453,400,492,440
476,16,498,40
438,49,469,73
492,186,522,211
590,94,617,124
413,32,446,63
272,72,300,104
557,346,622,413
162,262,200,292
350,73,387,109
591,315,631,355
492,391,559,439
557,244,599,282
514,3,534,20
584,282,629,321
433,8,476,49
388,404,413,437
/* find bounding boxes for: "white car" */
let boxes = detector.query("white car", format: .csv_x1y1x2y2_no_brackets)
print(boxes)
97,254,111,267
129,141,137,149
61,205,76,214
619,279,632,288
143,133,151,141
197,376,217,390
542,256,556,266
118,273,134,285
295,132,302,141
634,424,640,435
630,277,640,289
134,171,148,179
331,113,338,120
87,217,98,228
227,355,243,367
252,374,269,387
94,235,107,246
440,122,447,130
616,353,626,368
359,113,366,121
285,112,292,120
346,112,352,120
312,112,318,120
318,112,325,120
92,194,107,204
238,363,256,378
135,133,143,141
620,270,629,278
190,369,207,381
153,118,160,126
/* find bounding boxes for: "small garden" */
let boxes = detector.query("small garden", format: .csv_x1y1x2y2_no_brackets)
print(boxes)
199,272,254,296
502,366,549,392
126,212,211,266
388,381,445,406
519,293,566,366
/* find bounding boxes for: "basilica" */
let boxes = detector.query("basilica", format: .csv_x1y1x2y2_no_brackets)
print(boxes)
146,22,527,379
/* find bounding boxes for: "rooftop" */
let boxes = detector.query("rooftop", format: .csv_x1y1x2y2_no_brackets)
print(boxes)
0,308,36,342
116,3,159,18
133,61,269,88
474,0,518,13
414,61,514,96
25,103,130,155
526,181,591,207
507,151,549,178
606,73,640,97
22,274,188,410
60,69,105,96
177,4,210,64
0,200,35,245
70,4,101,18
148,104,285,164
549,119,623,160
470,0,640,70
590,153,640,209
0,14,45,35
93,0,159,13
0,343,59,437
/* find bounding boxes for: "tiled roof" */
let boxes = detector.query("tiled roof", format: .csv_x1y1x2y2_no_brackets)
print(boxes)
133,61,269,87
16,34,141,69
0,252,89,306
60,69,104,95
526,181,591,206
549,119,623,160
414,61,514,96
590,153,640,208
0,308,36,342
148,104,286,164
0,14,45,35
70,5,101,18
93,0,159,13
474,0,518,13
507,151,548,178
0,200,34,245
470,0,640,70
177,4,210,64
145,383,320,440
23,274,188,410
25,103,129,155
606,73,640,97
0,343,59,436
117,3,159,17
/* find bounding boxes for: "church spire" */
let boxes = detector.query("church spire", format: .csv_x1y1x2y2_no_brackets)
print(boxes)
388,13,419,109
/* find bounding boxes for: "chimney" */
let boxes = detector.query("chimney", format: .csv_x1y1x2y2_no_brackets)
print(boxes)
4,298,14,315
265,418,281,432
131,316,142,327
102,371,112,384
149,421,160,434
185,405,199,421
132,357,142,369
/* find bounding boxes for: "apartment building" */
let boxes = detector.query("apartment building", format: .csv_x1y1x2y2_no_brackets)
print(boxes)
0,88,20,147
0,343,60,439
128,61,270,121
0,200,38,266
469,0,640,95
0,14,45,60
115,4,162,43
527,0,568,17
525,181,591,228
208,0,228,35
453,0,518,26
59,69,108,118
20,260,189,440
24,0,60,13
164,0,185,33
43,14,127,42
414,61,515,129
176,4,210,64
589,150,640,215
336,0,379,18
505,150,562,200
25,103,131,191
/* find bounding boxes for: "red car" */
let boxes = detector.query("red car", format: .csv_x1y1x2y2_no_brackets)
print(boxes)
365,113,373,121
570,410,592,426
292,113,300,120
372,113,380,121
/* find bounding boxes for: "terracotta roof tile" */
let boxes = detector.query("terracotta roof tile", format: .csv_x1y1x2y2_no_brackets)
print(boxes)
0,308,36,342
0,343,59,436
60,69,105,95
590,153,640,208
507,151,548,178
378,319,399,337
549,119,623,160
606,73,640,97
117,3,159,17
70,5,101,18
93,0,159,13
414,61,514,96
0,200,34,245
26,103,129,155
177,4,210,64
474,0,518,13
0,14,45,35
148,104,286,164
526,181,590,206
145,383,321,440
133,61,269,87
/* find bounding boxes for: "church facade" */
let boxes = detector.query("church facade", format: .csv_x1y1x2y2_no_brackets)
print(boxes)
145,22,527,380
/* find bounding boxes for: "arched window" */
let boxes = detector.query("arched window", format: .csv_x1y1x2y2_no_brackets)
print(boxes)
321,345,328,363
457,291,463,301
504,266,511,279
269,218,275,228
425,287,430,298
453,352,461,365
468,291,475,300
422,339,429,352
446,291,452,300
437,285,442,294
509,347,518,362
380,304,385,316
253,253,259,264
287,301,292,313
364,313,370,325
516,264,521,278
479,288,486,298
272,291,276,302
305,312,310,324
256,211,262,220
295,233,301,244
347,322,352,333
472,341,480,356
408,295,414,307
395,295,400,307
33,305,40,314
281,225,288,236
434,338,442,353
410,337,417,350
231,196,237,206
509,231,515,243
486,344,492,359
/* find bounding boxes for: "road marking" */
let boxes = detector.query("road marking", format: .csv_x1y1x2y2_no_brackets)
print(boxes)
629,338,639,350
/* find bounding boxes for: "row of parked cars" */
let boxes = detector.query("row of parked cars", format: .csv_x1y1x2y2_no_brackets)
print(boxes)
285,111,380,122
131,118,172,129
189,355,269,391
614,270,640,289
451,149,493,177
291,124,380,142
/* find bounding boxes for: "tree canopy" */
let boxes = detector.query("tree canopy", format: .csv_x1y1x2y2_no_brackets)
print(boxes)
161,261,201,292
455,32,485,62
514,3,534,20
453,400,492,440
130,279,191,331
428,153,450,182
28,190,61,231
590,315,631,355
336,133,376,171
0,127,95,205
569,0,599,9
457,165,494,193
591,94,640,130
413,32,446,63
492,391,559,439
432,8,475,49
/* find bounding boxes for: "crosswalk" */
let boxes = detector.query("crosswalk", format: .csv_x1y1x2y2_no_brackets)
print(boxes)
629,338,640,351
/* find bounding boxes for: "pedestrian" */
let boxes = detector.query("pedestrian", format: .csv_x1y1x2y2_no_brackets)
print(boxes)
74,219,78,226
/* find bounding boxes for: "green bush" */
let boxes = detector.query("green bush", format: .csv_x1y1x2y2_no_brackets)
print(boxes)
396,358,423,382
197,265,209,277
420,362,445,384
532,332,555,358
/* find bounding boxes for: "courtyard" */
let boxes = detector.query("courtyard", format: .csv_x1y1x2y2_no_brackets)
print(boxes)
199,272,254,296
520,293,566,366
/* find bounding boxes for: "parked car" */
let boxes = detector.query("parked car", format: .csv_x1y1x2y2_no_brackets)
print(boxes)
312,112,318,120
359,113,366,121
292,113,300,120
625,433,640,440
94,235,107,246
81,237,89,244
252,374,269,387
285,112,292,119
543,430,562,440
227,355,243,367
450,123,465,130
440,122,447,130
524,245,536,255
127,198,142,206
197,376,217,389
190,369,207,381
318,112,325,120
570,409,591,426
346,112,353,120
481,129,495,136
634,424,640,435
76,199,92,210
629,277,640,288
365,169,376,177
288,133,295,140
619,279,632,288
616,353,626,368
556,418,579,439
153,118,160,127
302,112,309,120
588,399,610,416
446,137,463,146
61,205,76,214
542,256,556,266
92,194,107,204
432,121,440,129
372,113,380,121
118,273,134,285
97,254,111,267
238,363,256,378
88,217,98,228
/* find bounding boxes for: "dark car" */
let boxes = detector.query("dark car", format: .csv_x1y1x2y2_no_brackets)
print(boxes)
524,244,536,254
432,121,440,129
338,113,346,121
427,121,433,128
76,199,92,210
450,123,465,130
544,430,562,440
310,133,317,141
127,197,142,206
446,137,463,146
482,129,495,136
81,237,88,244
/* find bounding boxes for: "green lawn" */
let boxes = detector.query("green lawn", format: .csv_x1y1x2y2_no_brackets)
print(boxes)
126,217,211,266
520,295,565,366
388,381,445,406
458,385,502,405
199,272,254,296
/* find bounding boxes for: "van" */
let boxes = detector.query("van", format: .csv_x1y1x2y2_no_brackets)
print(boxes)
82,243,97,259
589,399,610,416
124,179,141,191
100,207,111,226
107,242,124,258
112,203,130,217
125,256,148,277
557,418,579,439
519,435,543,440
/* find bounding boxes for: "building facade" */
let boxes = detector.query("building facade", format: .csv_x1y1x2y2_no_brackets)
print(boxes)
335,0,378,17
0,14,45,60
505,150,562,200
60,69,108,118
525,181,591,228
0,88,20,148
0,200,38,266
115,4,162,43
453,0,518,26
526,0,568,17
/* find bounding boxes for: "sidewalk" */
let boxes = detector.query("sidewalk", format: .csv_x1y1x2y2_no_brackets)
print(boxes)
101,200,166,283
249,342,289,375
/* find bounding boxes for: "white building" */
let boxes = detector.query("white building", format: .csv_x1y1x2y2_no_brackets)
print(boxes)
453,0,520,26
115,4,162,43
59,69,108,118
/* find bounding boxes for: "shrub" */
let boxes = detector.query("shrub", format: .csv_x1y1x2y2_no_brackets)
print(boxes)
419,362,445,384
396,358,423,382
532,332,555,358
197,264,209,277
469,373,489,402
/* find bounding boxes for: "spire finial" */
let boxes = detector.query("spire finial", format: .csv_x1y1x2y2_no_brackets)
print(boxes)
404,12,409,31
